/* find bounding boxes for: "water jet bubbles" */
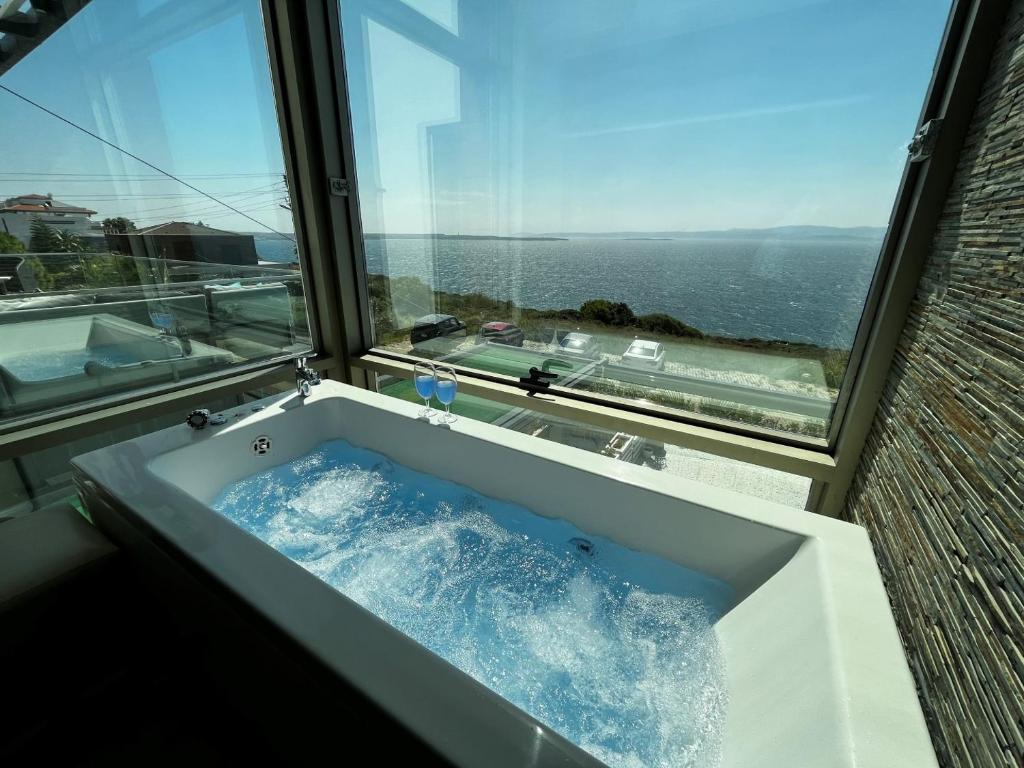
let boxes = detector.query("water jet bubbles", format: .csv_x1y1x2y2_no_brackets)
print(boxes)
211,438,731,768
371,459,395,476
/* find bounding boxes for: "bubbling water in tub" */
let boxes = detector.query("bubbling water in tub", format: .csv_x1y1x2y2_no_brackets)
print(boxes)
213,439,732,768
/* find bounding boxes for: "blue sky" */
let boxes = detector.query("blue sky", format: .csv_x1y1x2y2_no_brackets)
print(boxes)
346,0,952,235
1,0,951,236
0,0,292,235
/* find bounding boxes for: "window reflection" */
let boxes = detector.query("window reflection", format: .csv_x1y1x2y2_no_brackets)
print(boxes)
342,0,950,441
0,0,311,424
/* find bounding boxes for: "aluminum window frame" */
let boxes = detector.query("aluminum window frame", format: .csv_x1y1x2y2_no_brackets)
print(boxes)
1,0,1009,517
317,0,1006,514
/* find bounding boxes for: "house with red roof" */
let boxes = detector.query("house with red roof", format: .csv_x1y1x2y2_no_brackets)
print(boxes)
0,193,102,248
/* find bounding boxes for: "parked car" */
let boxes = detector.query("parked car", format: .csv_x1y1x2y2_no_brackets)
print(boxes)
557,332,602,359
621,339,666,370
410,314,467,346
478,321,525,347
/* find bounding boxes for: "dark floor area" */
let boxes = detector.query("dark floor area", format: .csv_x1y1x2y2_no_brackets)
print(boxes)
1,516,448,767
1,554,273,766
13,648,273,767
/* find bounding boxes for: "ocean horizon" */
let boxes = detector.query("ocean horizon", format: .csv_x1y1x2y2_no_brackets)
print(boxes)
254,234,880,348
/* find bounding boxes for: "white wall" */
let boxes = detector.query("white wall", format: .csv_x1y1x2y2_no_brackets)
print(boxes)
0,212,100,248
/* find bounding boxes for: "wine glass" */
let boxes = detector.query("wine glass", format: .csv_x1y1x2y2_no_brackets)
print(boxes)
435,365,458,423
413,361,437,418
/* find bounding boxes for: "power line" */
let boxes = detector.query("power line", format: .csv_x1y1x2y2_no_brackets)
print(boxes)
0,84,294,242
116,197,288,224
131,204,288,225
0,172,284,179
98,185,286,220
108,201,291,230
5,192,270,200
0,183,273,190
111,188,289,219
187,203,288,221
19,183,285,202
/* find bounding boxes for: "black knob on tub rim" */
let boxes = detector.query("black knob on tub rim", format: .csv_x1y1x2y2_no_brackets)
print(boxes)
186,409,210,430
518,366,560,392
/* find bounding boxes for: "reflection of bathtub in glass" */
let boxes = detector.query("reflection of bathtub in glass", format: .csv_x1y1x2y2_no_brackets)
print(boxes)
0,313,234,417
74,381,938,768
205,283,296,353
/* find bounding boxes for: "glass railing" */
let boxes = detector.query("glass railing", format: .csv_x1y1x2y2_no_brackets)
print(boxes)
371,294,838,439
0,251,310,423
0,0,311,426
377,371,812,508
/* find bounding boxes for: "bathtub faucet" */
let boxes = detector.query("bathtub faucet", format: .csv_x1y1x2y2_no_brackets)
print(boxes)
295,357,321,398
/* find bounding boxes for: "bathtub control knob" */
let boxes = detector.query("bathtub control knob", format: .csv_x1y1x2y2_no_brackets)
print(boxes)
186,409,210,430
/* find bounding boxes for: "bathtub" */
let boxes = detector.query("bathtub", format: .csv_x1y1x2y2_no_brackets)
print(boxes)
73,380,937,768
0,313,232,417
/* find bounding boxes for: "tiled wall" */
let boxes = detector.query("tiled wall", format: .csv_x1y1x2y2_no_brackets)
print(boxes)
843,4,1024,766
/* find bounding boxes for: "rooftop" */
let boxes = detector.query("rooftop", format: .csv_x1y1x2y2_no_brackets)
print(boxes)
131,221,242,236
1,194,97,215
0,203,98,215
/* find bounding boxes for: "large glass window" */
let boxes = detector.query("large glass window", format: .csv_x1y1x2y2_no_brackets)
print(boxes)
0,0,310,425
340,0,951,442
0,385,289,519
377,372,812,507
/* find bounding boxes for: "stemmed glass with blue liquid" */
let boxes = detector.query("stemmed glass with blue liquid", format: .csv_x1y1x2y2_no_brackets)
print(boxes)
435,365,458,423
413,361,437,418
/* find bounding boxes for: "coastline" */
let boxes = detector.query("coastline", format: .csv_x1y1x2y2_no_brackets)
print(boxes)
368,273,849,392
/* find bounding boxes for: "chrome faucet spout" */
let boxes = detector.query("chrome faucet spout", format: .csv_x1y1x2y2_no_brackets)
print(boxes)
295,357,321,397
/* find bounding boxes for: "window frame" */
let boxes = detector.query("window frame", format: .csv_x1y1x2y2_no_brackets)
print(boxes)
1,0,1009,518
321,0,1006,514
0,0,337,456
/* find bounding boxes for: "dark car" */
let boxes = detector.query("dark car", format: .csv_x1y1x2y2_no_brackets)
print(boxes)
410,314,467,346
478,321,525,347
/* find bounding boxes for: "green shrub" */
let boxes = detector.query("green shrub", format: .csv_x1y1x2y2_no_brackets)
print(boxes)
0,232,25,253
580,299,635,326
635,313,703,338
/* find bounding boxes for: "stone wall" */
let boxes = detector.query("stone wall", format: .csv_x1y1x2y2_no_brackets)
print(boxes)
843,4,1024,767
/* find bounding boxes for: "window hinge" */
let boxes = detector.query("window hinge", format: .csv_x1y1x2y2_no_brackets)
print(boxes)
908,119,942,162
328,177,349,196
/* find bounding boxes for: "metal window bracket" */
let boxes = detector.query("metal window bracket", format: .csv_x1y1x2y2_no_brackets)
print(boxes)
908,119,943,162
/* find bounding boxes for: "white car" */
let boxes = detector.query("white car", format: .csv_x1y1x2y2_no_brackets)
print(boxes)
558,332,602,359
621,339,665,370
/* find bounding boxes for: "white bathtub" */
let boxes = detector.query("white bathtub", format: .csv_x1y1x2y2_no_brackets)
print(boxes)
0,313,232,417
73,381,937,768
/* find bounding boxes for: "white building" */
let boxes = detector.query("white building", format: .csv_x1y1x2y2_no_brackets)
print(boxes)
0,194,101,247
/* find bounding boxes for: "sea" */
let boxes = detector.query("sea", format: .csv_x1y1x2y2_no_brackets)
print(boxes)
254,235,882,349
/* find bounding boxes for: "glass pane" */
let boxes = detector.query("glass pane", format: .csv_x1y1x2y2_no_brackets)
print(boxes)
0,0,310,425
0,385,288,519
376,373,811,508
340,0,950,441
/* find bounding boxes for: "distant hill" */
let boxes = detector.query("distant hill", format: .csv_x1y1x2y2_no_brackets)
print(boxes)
364,233,568,242
529,226,887,241
243,227,886,242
